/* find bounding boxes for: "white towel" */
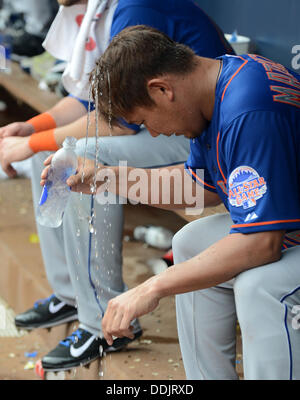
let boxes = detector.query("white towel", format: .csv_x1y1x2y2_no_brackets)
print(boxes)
43,0,118,100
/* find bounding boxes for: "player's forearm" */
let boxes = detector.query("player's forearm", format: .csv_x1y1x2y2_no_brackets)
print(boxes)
53,114,90,146
104,164,221,209
152,230,285,299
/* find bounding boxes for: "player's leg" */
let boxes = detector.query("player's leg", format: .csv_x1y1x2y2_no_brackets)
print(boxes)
61,190,134,336
234,244,300,380
70,128,191,337
88,127,190,168
173,213,239,379
15,151,78,331
41,130,190,370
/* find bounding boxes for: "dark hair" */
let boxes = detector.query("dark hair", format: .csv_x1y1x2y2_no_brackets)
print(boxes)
57,0,83,6
90,25,197,127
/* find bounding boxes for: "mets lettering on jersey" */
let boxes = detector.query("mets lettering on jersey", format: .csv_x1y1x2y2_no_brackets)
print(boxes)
248,54,300,108
228,166,267,209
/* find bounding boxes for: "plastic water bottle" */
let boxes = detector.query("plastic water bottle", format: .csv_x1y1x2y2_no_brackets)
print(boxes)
36,137,78,228
0,33,12,73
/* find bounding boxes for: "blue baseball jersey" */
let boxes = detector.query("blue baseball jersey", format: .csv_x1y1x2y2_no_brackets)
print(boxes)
110,0,233,58
72,0,234,131
185,54,300,245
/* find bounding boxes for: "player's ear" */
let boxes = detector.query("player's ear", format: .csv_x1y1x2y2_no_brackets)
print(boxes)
147,78,174,103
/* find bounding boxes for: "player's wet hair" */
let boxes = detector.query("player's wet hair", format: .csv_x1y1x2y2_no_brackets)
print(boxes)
90,25,197,127
57,0,86,6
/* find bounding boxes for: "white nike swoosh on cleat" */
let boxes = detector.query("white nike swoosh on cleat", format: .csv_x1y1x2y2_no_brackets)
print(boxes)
70,335,97,358
49,301,66,314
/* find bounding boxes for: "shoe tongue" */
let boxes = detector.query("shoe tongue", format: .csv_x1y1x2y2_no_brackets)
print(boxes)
60,329,84,347
51,295,60,305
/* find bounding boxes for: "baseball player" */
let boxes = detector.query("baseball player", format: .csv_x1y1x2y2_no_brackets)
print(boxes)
0,1,234,372
62,26,300,379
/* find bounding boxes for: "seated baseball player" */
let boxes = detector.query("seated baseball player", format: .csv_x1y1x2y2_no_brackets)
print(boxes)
59,25,300,380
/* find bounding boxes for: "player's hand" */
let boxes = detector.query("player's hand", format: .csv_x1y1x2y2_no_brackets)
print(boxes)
0,122,35,138
0,136,34,178
66,157,99,194
102,276,160,345
40,156,103,195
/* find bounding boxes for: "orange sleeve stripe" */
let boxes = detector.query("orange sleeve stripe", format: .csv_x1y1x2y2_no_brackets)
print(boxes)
188,167,216,190
221,58,248,102
284,237,300,245
28,129,59,153
232,219,300,229
27,112,56,133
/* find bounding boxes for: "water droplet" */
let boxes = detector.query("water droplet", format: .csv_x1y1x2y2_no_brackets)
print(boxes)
90,183,96,194
89,223,95,234
76,229,80,237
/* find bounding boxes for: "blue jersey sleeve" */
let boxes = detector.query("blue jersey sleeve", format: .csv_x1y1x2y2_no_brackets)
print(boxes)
110,4,169,40
68,94,95,112
222,111,300,234
185,139,217,193
68,95,140,133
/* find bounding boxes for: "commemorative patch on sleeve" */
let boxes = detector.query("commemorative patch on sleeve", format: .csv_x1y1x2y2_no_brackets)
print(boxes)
228,166,267,209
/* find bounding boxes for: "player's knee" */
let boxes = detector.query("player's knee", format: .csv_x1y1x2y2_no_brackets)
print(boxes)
172,218,208,263
172,226,188,263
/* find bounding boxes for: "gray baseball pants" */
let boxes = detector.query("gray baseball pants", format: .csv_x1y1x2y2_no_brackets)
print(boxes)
31,128,190,337
173,213,300,380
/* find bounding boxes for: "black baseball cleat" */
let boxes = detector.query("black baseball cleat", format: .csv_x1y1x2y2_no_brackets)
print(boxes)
14,294,78,330
41,327,143,371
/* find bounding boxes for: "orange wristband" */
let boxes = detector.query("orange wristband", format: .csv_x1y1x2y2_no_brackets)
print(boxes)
27,112,56,133
28,129,59,153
